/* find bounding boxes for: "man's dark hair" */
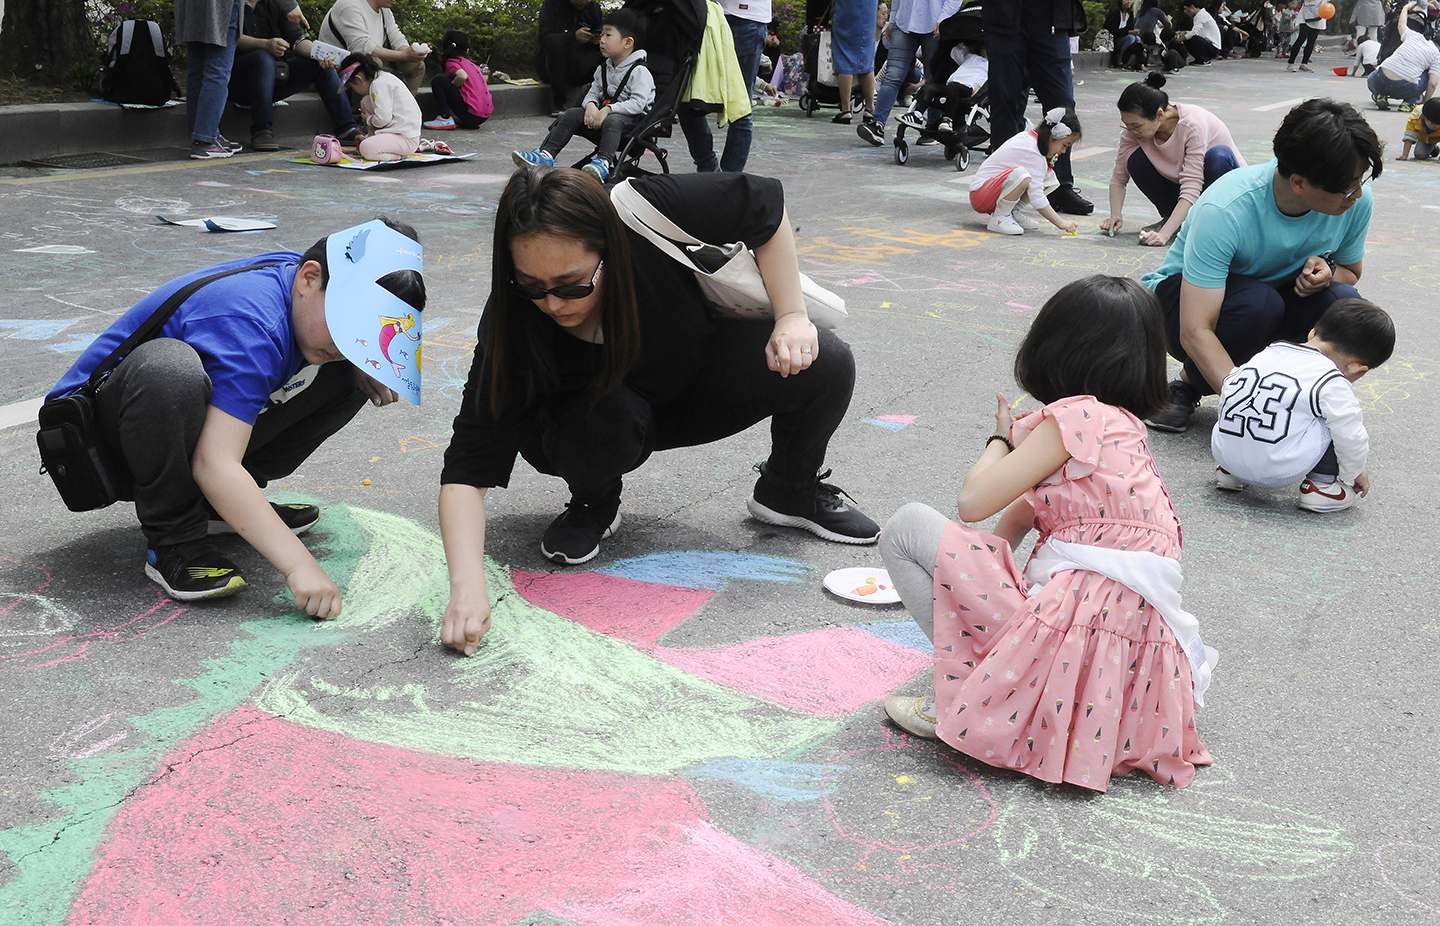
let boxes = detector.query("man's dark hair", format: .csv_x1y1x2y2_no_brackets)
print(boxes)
1014,275,1170,420
301,217,424,311
603,7,647,45
1315,298,1395,369
1273,98,1384,192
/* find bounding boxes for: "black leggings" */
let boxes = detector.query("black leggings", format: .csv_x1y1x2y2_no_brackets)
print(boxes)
1289,22,1320,64
430,74,487,128
517,322,856,503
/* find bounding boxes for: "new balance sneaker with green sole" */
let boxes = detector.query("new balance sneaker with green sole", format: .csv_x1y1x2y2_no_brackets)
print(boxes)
145,541,248,601
207,502,321,535
540,494,623,565
747,465,880,544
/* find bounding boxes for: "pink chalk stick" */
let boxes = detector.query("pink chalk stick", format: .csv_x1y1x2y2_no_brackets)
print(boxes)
873,415,917,425
66,707,893,926
511,569,712,647
656,627,930,716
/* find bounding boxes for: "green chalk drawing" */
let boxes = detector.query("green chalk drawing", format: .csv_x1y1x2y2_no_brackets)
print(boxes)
255,506,841,775
993,767,1353,924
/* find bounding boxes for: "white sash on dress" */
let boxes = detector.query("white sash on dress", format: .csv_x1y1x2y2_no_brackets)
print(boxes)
1023,540,1219,708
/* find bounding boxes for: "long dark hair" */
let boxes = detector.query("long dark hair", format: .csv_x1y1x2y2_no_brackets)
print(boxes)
1014,275,1169,420
482,167,640,415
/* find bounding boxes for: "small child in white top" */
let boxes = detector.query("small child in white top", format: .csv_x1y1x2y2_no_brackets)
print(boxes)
968,107,1081,236
1211,298,1395,512
340,53,423,161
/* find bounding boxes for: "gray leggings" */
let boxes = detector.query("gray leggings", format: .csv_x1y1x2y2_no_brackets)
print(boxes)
878,501,950,643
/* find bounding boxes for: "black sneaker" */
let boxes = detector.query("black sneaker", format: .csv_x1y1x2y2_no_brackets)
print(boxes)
216,134,244,153
540,492,622,565
747,464,880,544
1049,184,1095,215
250,129,281,151
336,124,360,143
145,540,248,601
857,118,884,146
1144,379,1201,432
206,502,321,536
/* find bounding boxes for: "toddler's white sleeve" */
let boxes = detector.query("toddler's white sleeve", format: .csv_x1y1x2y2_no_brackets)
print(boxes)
1317,376,1368,483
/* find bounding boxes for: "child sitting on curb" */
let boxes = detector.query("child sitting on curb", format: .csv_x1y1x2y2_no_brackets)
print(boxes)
1211,298,1394,512
512,8,654,182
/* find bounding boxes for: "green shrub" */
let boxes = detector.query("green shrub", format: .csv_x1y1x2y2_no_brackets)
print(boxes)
1081,0,1106,50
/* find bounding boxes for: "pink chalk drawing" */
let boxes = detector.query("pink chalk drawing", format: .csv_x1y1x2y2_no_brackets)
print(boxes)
820,726,998,890
65,707,893,926
874,415,917,425
511,568,712,647
656,628,929,717
0,590,186,674
511,562,928,716
1376,843,1440,914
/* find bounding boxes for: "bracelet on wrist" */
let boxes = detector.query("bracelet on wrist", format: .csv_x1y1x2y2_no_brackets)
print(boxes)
986,434,1014,452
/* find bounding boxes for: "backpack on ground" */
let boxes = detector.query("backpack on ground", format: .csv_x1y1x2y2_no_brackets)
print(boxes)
101,20,179,106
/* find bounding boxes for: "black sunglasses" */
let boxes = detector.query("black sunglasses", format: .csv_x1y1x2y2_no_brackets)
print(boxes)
511,260,603,300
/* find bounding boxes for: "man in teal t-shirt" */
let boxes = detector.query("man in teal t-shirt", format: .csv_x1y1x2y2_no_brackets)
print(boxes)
1140,99,1383,432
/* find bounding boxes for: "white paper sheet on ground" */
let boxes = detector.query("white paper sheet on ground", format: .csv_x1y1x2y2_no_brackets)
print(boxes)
156,215,278,231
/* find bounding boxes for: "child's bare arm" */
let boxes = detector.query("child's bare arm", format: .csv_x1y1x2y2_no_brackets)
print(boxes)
191,406,342,617
994,497,1036,551
1038,205,1078,233
1399,140,1414,160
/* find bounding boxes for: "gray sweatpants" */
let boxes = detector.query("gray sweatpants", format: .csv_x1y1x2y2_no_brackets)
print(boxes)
94,338,367,549
877,501,950,643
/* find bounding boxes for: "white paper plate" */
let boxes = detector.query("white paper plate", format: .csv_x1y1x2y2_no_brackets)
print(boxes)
822,567,901,604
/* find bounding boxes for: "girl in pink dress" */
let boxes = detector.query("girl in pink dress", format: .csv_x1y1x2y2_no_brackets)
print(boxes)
878,275,1218,792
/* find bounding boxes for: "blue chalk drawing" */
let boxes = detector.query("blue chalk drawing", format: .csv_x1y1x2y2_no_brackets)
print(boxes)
49,338,98,353
684,758,851,802
858,620,932,654
597,551,811,589
0,319,81,340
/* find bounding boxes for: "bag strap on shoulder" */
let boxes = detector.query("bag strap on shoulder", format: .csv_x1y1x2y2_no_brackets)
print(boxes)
86,261,284,393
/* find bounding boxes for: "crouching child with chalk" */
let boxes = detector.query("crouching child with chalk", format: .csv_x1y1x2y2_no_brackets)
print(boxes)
43,218,426,612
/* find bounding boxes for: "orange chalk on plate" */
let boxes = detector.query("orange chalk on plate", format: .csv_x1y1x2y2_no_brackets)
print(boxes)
361,478,372,486
855,583,879,596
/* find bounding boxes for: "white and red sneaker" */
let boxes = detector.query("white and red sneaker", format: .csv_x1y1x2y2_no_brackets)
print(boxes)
1298,479,1357,512
1215,466,1246,491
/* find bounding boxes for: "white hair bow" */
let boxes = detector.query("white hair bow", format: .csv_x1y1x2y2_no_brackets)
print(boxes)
1044,107,1073,138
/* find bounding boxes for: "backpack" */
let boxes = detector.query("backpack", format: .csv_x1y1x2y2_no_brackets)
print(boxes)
101,20,179,106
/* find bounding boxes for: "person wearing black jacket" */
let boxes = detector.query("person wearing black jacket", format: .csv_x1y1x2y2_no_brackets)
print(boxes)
983,0,1094,215
230,0,358,151
1105,0,1142,67
538,0,605,114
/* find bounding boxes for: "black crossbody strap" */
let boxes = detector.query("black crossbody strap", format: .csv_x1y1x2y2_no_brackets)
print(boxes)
85,261,284,393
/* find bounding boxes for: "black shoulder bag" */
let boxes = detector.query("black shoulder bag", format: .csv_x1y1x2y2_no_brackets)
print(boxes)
37,262,282,512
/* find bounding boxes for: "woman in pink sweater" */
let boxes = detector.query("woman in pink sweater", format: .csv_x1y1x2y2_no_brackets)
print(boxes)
1099,73,1245,247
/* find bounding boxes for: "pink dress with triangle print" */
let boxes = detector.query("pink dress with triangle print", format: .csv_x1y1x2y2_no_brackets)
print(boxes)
930,395,1212,791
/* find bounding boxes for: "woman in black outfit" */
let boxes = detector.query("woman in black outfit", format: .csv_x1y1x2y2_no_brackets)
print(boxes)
438,168,880,655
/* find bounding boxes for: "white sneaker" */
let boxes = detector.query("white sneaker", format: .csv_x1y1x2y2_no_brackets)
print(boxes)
1215,466,1246,491
1297,478,1357,512
1010,207,1041,230
936,118,954,135
986,212,1024,235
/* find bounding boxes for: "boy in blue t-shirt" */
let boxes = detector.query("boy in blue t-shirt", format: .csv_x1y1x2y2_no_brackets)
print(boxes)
1140,98,1383,433
48,218,425,611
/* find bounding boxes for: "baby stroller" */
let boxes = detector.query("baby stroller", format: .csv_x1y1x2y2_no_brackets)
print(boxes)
890,0,991,171
568,0,705,180
798,24,864,116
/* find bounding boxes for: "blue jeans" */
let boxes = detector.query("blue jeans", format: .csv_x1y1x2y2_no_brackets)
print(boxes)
1416,140,1440,159
985,6,1075,185
1155,273,1361,395
1114,33,1140,66
1128,145,1241,219
678,15,765,172
1368,66,1430,104
229,50,356,135
185,0,241,143
873,29,937,126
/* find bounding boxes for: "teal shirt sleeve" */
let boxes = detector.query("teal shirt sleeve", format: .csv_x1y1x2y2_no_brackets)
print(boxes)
1332,187,1372,267
1179,201,1241,290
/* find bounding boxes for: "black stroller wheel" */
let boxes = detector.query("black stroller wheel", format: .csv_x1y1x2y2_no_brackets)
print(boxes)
954,146,970,172
894,138,909,165
801,92,814,115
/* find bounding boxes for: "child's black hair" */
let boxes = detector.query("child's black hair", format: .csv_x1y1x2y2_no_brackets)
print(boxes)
1118,72,1168,118
301,217,424,309
603,7,648,46
1014,275,1170,420
1036,107,1082,159
339,51,380,82
439,30,470,64
1273,98,1384,193
1423,97,1440,126
1314,298,1395,369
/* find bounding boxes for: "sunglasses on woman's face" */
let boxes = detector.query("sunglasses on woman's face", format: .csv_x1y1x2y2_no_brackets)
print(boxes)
511,260,603,300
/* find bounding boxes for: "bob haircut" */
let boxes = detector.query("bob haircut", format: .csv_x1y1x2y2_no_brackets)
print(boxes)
481,166,640,415
1014,275,1170,420
1273,98,1384,193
